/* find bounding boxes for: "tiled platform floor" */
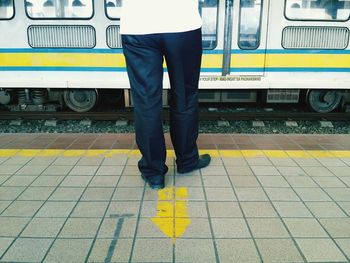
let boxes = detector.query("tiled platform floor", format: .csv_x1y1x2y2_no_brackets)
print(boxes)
0,134,349,263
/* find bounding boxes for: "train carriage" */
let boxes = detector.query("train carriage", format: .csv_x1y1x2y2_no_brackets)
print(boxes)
0,0,349,113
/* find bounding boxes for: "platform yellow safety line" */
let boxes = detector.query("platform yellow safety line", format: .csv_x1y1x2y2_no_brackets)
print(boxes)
151,187,190,243
0,149,350,158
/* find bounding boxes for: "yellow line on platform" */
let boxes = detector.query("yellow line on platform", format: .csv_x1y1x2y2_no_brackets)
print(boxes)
0,149,350,158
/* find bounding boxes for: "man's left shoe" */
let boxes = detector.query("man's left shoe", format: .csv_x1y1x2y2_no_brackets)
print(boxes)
141,174,165,190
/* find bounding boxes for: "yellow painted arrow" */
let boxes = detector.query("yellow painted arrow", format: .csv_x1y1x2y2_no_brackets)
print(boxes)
151,187,190,243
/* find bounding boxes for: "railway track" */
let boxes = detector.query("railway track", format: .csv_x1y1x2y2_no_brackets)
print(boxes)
0,110,349,121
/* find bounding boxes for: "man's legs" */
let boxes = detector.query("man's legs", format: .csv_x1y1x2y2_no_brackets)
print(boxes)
161,28,203,171
122,34,168,184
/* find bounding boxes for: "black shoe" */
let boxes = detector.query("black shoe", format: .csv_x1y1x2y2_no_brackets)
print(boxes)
177,154,211,174
141,174,165,190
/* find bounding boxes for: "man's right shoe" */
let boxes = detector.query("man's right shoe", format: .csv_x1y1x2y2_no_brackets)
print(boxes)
141,173,165,190
177,154,211,174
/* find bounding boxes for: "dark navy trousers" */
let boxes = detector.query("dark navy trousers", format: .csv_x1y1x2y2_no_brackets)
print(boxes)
122,28,202,178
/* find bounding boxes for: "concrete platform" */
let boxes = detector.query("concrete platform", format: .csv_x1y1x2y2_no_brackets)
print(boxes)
0,134,349,263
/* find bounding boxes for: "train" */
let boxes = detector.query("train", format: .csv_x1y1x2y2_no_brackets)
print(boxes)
0,0,349,113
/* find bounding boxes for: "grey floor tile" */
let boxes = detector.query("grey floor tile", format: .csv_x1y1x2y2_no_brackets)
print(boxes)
60,176,92,187
341,176,350,187
283,218,328,238
68,165,99,176
269,158,298,167
137,218,170,238
319,218,350,238
293,158,321,167
208,201,242,217
247,218,290,238
3,157,32,165
230,176,260,187
36,201,76,217
0,165,23,175
258,176,289,187
0,186,25,200
216,239,260,263
324,188,350,202
59,218,101,238
264,188,300,201
0,175,10,185
256,239,304,263
0,201,10,214
42,165,73,176
317,158,347,167
131,238,173,262
112,187,143,201
202,176,231,187
295,238,347,262
2,200,43,217
222,157,248,166
184,201,208,218
302,166,335,177
175,239,216,263
122,165,140,176
96,165,124,176
235,188,269,201
276,166,307,176
201,166,227,176
182,187,205,201
140,201,161,218
226,166,253,176
0,217,31,237
327,166,350,177
250,166,280,176
313,176,350,187
89,176,120,188
305,202,346,218
15,165,48,176
52,157,80,166
70,201,109,218
338,202,350,216
117,176,144,187
212,218,251,238
97,217,137,238
28,157,56,166
175,175,202,187
49,187,84,201
246,157,272,166
181,218,212,238
0,237,14,258
284,176,318,187
3,176,37,187
18,187,56,201
2,238,53,262
44,238,93,263
205,187,236,201
31,176,64,187
335,239,350,259
76,157,104,166
81,187,114,201
87,238,132,263
294,188,332,202
21,217,66,238
240,202,278,218
101,155,128,166
273,202,313,218
107,201,140,217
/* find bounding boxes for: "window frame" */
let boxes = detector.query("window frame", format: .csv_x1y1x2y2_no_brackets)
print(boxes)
238,0,264,50
0,0,15,20
284,0,350,22
104,0,121,20
199,0,220,50
24,0,95,20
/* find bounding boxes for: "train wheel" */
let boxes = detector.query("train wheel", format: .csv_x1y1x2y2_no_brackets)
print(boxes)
63,89,98,112
307,90,343,113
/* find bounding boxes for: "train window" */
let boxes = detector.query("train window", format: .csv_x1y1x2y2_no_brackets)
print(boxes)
285,0,350,21
238,0,263,49
199,0,219,49
25,0,93,19
105,0,122,19
0,0,14,19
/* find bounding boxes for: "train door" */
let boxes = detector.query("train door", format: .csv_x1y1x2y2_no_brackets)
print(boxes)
223,0,269,76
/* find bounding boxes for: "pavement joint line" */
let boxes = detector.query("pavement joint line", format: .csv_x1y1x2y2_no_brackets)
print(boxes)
1,149,350,158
